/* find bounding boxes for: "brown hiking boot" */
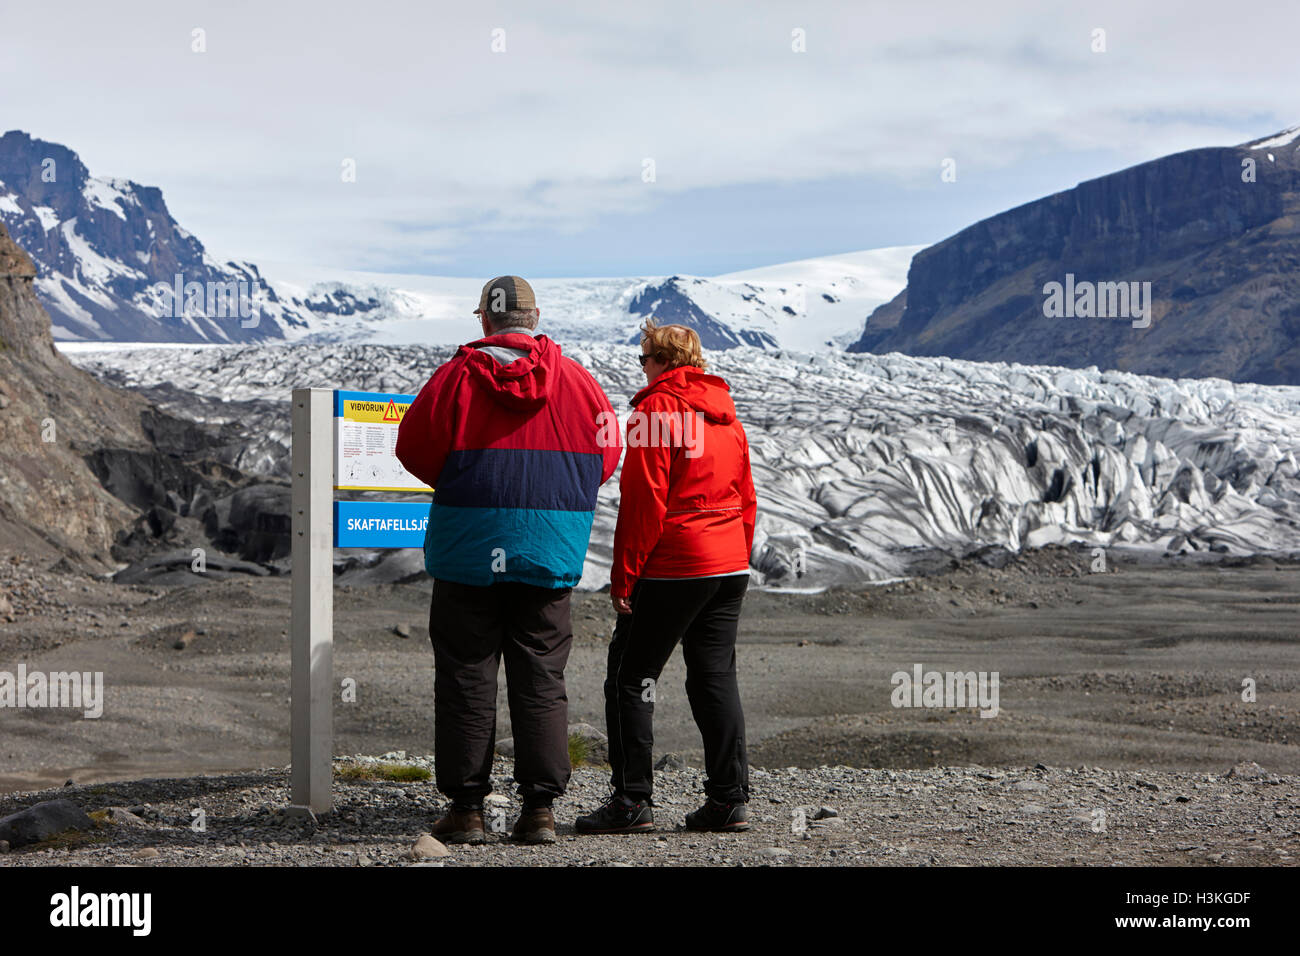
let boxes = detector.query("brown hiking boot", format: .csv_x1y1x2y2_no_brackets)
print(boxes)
431,805,487,845
511,807,557,845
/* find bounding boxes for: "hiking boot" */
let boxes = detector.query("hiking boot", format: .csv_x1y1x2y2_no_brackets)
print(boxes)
431,804,487,844
575,793,655,834
685,798,750,832
511,807,557,844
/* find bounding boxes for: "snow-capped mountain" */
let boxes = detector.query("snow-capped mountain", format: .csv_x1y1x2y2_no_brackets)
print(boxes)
1,131,914,351
0,131,315,343
256,248,919,352
67,342,1300,589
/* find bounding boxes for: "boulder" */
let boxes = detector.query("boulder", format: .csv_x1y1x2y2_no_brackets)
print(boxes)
567,723,609,765
1227,761,1267,781
0,799,94,848
408,835,450,860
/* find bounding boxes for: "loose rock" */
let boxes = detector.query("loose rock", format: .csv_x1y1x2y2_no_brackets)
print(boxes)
0,798,94,849
655,753,687,771
409,834,450,860
567,723,609,765
1227,761,1266,781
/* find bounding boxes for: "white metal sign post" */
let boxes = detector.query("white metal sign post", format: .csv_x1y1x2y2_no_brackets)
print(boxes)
290,388,431,815
290,388,335,814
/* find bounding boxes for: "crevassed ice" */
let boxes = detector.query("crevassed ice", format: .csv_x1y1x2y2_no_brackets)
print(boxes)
66,343,1300,588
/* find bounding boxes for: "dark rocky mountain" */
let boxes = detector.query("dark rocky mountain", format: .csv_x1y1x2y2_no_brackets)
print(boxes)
850,127,1300,385
628,276,779,349
0,130,312,343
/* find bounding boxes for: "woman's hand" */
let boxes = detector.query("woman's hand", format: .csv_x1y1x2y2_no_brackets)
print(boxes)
612,594,633,615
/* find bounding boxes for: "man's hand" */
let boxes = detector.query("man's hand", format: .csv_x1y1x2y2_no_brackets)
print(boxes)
612,594,632,616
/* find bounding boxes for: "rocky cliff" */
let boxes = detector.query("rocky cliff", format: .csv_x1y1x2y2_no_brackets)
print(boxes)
0,221,150,563
850,127,1300,385
0,222,274,570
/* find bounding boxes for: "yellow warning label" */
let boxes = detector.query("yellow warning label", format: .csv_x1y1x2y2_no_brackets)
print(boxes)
341,399,411,424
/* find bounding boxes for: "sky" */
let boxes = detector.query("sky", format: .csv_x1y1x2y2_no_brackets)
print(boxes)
2,0,1298,277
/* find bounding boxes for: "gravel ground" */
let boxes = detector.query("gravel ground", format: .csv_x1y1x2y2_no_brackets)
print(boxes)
3,544,1298,867
1,756,1296,867
3,546,1300,790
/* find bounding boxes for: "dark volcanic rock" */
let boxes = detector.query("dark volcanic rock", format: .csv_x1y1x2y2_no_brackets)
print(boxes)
86,446,217,514
850,126,1300,385
113,547,273,585
0,798,94,848
200,483,292,562
220,483,292,562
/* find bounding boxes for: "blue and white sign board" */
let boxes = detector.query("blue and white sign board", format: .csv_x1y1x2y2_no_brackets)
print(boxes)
332,388,432,550
334,501,429,548
333,389,431,493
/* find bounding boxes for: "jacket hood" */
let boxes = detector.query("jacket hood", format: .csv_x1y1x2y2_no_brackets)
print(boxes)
630,364,737,424
462,332,558,411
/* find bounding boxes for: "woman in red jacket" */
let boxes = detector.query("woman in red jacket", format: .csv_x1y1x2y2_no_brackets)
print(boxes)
576,320,757,835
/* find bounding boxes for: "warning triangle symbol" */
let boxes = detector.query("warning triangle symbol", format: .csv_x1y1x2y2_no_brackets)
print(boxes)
382,399,401,422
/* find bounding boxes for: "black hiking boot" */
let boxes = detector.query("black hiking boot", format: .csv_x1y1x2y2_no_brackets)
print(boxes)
685,797,750,832
574,793,655,834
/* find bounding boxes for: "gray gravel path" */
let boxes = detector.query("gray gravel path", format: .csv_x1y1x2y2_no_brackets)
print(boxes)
1,757,1295,867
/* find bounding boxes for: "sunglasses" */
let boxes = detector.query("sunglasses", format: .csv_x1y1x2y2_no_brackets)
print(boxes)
638,353,655,367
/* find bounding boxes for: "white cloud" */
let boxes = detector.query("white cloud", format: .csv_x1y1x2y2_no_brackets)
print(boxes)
2,0,1296,270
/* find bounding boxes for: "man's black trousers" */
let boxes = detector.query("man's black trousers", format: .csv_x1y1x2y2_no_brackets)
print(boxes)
605,575,750,804
428,579,572,809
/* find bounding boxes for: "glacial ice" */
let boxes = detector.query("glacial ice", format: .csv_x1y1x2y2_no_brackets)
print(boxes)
67,343,1300,590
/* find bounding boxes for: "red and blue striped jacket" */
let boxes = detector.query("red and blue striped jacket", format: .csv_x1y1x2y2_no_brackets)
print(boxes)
395,332,620,588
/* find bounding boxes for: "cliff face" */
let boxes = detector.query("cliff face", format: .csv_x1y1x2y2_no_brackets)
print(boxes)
0,221,288,570
0,222,154,563
851,128,1300,385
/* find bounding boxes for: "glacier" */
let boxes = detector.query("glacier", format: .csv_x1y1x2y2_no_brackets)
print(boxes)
256,245,922,353
66,343,1300,590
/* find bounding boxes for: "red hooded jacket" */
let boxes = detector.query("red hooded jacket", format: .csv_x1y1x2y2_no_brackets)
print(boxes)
395,332,620,588
611,365,757,600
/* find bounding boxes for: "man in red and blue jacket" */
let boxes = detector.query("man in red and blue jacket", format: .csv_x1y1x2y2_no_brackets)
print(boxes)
396,275,620,845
